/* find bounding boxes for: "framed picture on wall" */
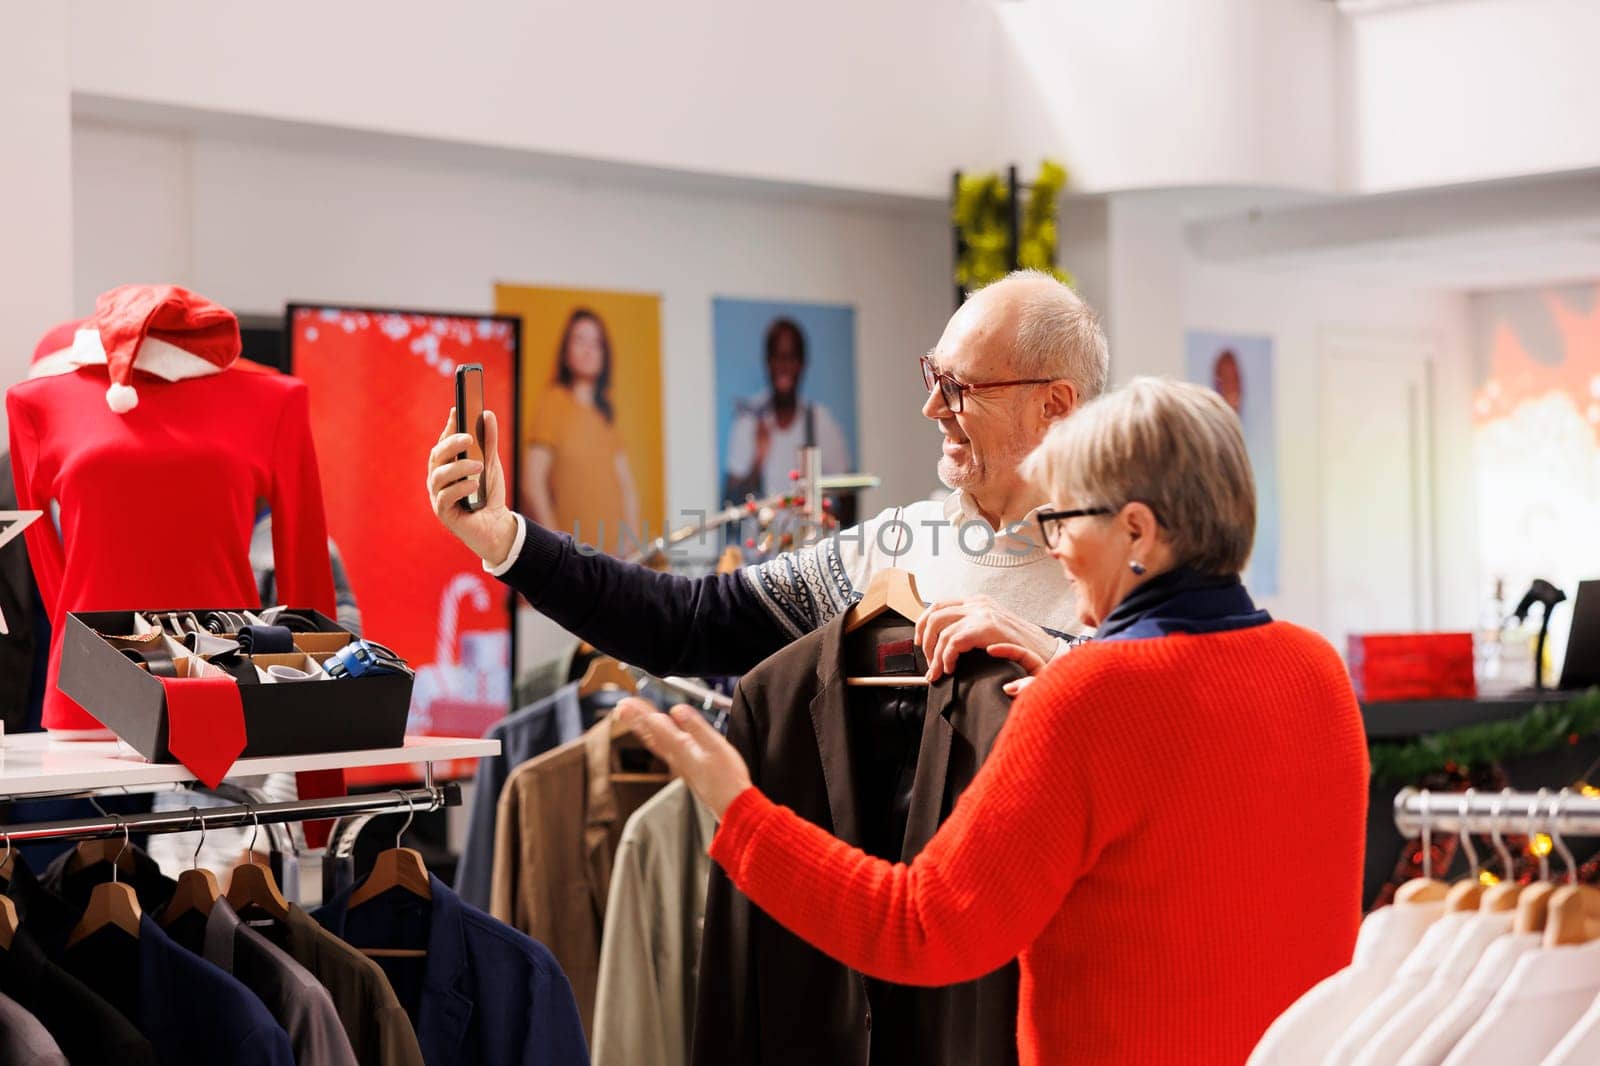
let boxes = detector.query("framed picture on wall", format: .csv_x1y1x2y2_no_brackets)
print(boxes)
1185,330,1280,597
288,304,520,739
713,297,860,524
494,284,666,559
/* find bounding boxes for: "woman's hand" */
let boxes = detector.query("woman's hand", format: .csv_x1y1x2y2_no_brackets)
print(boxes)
614,697,753,818
988,641,1051,697
915,594,1057,683
428,407,518,566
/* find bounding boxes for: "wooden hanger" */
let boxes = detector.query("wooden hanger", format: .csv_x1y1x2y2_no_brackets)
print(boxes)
161,810,219,928
607,707,674,786
1478,791,1524,913
0,895,16,951
1545,884,1600,948
1444,791,1487,912
225,809,289,922
67,820,141,947
69,837,135,877
843,568,930,687
0,835,14,950
844,568,925,632
1395,790,1449,904
578,657,638,699
1517,789,1575,936
346,793,430,959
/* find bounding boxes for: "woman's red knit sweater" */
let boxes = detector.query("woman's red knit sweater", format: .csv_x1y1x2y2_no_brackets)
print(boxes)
711,620,1370,1065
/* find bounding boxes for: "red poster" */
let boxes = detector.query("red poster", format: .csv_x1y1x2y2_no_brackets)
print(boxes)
290,307,518,740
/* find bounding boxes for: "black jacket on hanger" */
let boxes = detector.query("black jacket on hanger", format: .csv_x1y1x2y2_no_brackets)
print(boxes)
42,845,176,916
2,853,80,958
0,926,157,1066
692,614,1025,1066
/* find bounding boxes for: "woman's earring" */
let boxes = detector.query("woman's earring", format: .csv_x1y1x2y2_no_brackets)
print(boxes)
1129,560,1147,576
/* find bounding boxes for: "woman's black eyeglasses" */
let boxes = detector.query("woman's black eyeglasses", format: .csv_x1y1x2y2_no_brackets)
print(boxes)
1035,507,1112,548
920,355,1055,414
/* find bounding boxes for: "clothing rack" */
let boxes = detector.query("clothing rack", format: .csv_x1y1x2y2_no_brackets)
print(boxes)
626,458,881,564
0,782,460,847
631,670,733,714
1394,786,1600,838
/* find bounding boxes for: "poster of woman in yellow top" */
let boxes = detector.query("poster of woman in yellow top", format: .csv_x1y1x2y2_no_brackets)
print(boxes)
495,284,665,558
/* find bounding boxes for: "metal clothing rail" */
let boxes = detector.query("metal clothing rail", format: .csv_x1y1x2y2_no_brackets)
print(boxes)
1393,786,1600,838
635,672,733,714
0,783,460,846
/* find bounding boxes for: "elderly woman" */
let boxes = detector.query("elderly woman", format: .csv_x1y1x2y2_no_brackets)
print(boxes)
617,377,1369,1065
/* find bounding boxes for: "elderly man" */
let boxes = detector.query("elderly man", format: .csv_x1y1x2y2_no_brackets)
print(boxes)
428,270,1108,679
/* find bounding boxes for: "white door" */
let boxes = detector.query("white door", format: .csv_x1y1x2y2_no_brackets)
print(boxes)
1320,335,1437,655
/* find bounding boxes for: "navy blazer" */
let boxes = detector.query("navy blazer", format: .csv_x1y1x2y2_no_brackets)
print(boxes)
138,915,295,1066
316,874,588,1066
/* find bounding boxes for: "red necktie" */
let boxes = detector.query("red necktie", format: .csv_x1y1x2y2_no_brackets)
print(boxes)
159,676,247,788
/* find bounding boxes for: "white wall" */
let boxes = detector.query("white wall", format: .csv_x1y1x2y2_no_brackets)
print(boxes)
66,0,998,201
1070,193,1477,637
1184,258,1477,638
1344,0,1600,191
0,6,74,446
993,0,1340,193
69,121,953,527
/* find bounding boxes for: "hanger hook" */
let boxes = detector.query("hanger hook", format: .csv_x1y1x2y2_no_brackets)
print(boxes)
108,815,129,885
189,807,207,872
1490,789,1515,881
1,829,12,875
1457,789,1480,879
246,802,261,858
1532,788,1552,882
1419,788,1434,880
393,791,416,849
1550,790,1578,884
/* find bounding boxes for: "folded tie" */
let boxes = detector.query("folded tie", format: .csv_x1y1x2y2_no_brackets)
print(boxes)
159,675,248,788
237,625,295,655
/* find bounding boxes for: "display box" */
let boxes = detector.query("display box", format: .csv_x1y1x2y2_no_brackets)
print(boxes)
59,609,412,763
1348,632,1477,703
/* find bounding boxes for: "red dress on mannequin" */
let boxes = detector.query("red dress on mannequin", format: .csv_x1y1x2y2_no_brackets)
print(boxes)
6,363,337,733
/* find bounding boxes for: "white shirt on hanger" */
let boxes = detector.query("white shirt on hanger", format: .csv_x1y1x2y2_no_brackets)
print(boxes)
1440,938,1600,1066
1248,902,1446,1066
1324,911,1476,1066
1539,982,1600,1065
1349,911,1514,1066
1397,931,1542,1066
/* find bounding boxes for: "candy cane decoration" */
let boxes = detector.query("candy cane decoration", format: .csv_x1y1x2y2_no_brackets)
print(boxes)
437,574,492,668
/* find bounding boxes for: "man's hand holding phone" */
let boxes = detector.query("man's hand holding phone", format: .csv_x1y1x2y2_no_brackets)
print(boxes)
428,406,519,568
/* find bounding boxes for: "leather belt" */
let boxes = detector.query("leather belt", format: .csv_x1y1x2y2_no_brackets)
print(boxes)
120,646,179,678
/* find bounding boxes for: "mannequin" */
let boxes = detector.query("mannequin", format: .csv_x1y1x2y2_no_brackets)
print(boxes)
6,285,337,735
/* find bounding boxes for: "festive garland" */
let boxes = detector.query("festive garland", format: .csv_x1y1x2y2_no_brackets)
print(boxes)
1369,687,1600,785
952,159,1074,291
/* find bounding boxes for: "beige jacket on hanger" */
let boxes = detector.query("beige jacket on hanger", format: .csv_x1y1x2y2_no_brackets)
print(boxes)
591,780,717,1066
489,717,669,1040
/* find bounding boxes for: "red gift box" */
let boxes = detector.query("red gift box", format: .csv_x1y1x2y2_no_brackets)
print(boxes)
1347,632,1477,702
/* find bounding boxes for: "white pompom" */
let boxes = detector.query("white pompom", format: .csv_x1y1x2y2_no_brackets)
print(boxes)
106,382,139,413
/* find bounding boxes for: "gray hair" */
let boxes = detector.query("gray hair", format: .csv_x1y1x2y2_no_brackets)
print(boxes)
977,269,1109,401
1022,376,1256,576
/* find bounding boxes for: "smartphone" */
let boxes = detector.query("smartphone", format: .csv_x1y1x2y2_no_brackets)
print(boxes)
455,364,488,512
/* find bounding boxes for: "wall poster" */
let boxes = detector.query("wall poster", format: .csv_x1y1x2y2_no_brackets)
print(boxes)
290,305,519,737
495,284,665,558
1185,330,1281,597
712,297,859,514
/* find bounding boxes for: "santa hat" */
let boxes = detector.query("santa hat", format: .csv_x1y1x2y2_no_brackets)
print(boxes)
75,284,241,413
26,318,88,379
